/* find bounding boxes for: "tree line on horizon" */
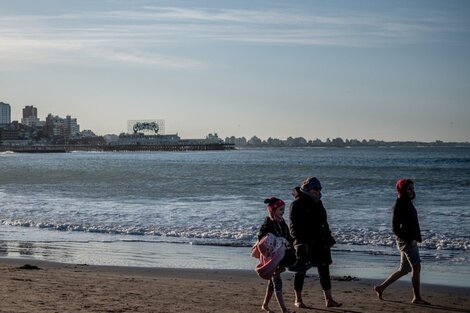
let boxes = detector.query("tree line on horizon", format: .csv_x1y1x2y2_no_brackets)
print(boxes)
223,135,468,147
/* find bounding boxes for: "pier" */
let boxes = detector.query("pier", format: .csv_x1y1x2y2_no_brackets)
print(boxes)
0,143,235,153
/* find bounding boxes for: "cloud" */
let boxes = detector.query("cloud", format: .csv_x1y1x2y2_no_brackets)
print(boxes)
91,49,210,69
0,5,466,69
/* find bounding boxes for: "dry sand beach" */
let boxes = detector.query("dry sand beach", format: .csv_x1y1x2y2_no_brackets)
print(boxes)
0,258,469,313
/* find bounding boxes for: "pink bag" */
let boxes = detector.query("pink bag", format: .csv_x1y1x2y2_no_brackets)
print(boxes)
251,233,286,280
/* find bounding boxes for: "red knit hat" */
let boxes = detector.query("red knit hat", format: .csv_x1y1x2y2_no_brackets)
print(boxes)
265,197,285,213
396,179,413,196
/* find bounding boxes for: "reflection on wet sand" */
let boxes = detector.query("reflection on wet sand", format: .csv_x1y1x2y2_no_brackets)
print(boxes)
0,240,7,256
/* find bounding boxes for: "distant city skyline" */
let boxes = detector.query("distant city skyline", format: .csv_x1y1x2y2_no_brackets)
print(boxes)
1,0,469,142
2,102,468,144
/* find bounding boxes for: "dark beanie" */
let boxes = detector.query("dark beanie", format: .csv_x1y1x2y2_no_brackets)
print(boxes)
300,177,322,192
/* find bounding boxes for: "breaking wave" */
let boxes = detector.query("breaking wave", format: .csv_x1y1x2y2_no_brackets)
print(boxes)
1,218,468,252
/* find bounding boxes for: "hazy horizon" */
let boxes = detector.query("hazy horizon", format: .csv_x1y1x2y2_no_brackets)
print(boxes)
1,0,469,142
3,102,470,143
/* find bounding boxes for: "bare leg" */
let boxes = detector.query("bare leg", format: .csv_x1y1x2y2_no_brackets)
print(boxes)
293,271,307,308
374,270,407,300
294,290,306,308
323,289,342,308
275,291,294,313
411,263,430,305
262,283,274,312
317,265,341,307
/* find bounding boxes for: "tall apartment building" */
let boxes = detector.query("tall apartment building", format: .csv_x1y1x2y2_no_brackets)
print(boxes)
0,102,11,126
45,114,80,139
23,105,37,118
21,105,41,128
65,115,80,137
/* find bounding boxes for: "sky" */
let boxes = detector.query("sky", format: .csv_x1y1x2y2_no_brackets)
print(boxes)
1,0,469,142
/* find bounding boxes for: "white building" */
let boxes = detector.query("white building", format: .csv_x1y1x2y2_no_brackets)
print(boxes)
21,116,42,128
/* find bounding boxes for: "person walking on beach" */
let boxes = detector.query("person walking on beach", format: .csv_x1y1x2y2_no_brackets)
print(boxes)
257,197,296,313
288,177,342,308
374,179,430,305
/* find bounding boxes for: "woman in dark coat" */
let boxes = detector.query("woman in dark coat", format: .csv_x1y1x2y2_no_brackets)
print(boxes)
289,177,342,308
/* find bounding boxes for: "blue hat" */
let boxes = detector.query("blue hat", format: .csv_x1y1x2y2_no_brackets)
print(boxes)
300,177,322,192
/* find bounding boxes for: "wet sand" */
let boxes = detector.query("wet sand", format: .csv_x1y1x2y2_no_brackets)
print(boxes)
0,258,468,313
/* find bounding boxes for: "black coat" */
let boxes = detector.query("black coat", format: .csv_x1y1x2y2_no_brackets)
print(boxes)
258,216,293,247
289,187,335,266
392,197,422,244
257,216,296,267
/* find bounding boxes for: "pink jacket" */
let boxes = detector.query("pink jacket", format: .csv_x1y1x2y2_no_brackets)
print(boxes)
251,232,286,280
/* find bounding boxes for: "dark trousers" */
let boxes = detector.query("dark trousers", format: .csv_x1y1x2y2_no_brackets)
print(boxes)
294,265,331,291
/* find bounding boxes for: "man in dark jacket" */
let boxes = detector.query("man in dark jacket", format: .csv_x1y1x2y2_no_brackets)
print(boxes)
289,177,342,308
374,179,430,305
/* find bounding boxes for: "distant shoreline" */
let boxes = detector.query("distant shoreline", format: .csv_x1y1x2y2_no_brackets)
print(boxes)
0,142,235,153
234,142,470,148
0,142,469,153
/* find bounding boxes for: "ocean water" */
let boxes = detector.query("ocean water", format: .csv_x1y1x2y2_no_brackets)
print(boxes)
0,147,469,286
